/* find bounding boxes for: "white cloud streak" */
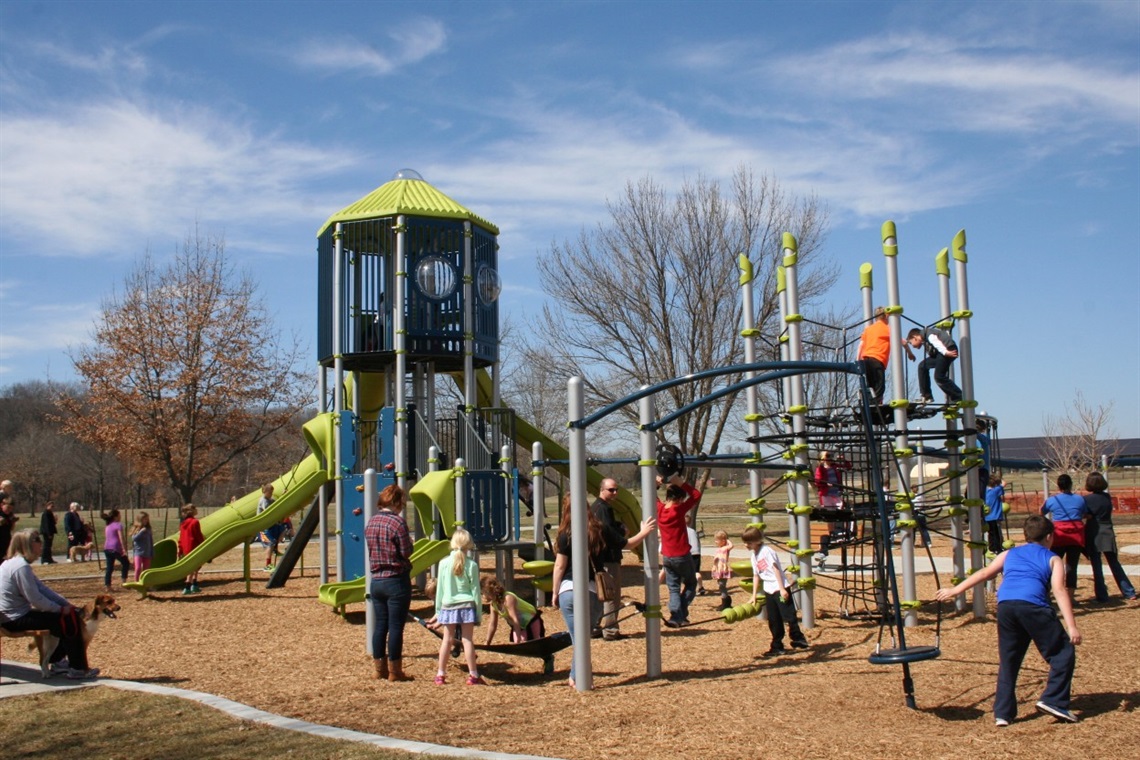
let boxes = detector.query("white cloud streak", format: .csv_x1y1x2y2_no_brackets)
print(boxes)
290,17,446,77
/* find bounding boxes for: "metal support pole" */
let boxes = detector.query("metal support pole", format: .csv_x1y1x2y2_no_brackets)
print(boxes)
739,255,767,534
394,215,407,492
640,391,662,678
333,222,345,582
567,377,592,691
363,468,377,655
532,442,546,608
952,230,986,619
882,222,916,626
782,233,814,628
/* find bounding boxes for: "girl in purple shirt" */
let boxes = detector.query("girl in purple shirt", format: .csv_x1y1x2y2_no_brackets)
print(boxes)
101,508,129,591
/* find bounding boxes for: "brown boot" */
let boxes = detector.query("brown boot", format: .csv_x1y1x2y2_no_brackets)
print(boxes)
373,658,388,680
388,659,413,682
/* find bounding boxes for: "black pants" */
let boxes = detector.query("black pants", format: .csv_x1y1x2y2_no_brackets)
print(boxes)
987,521,1004,554
42,536,56,563
918,354,962,402
765,591,806,649
2,610,89,670
863,358,885,404
995,601,1074,720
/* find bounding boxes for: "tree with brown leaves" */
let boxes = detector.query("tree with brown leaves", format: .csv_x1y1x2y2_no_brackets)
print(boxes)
59,230,312,506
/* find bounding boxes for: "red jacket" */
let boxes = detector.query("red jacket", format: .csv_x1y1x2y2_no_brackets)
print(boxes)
178,516,204,557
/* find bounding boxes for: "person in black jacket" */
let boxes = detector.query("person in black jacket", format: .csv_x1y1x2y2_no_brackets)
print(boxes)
38,501,58,564
591,478,627,640
906,327,963,403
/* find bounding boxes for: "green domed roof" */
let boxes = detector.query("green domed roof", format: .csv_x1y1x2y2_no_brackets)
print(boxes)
317,170,499,236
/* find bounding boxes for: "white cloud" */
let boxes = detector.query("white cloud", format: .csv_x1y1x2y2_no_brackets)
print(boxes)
0,98,356,257
290,17,446,77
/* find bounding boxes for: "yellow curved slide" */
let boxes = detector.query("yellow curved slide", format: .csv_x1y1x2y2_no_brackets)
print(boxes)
124,413,338,591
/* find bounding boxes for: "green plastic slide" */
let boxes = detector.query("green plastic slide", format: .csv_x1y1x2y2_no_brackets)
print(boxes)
124,413,337,592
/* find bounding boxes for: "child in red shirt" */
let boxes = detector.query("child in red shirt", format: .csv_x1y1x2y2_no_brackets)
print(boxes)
178,504,205,595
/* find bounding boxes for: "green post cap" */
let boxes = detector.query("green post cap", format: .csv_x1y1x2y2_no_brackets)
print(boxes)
859,262,873,289
952,229,967,262
738,253,753,285
781,232,798,266
881,221,898,257
935,247,950,276
776,265,786,294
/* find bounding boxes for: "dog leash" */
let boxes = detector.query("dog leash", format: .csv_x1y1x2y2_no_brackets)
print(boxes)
59,606,82,638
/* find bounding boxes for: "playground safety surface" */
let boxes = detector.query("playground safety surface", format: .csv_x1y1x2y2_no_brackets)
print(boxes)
5,537,1139,760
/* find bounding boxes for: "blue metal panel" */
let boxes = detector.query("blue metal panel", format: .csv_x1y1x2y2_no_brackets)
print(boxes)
465,471,509,544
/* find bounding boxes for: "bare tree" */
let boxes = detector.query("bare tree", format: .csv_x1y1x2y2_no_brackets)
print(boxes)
59,229,312,505
527,166,835,472
1041,391,1121,474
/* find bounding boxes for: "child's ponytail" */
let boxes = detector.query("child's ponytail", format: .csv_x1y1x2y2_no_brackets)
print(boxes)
449,528,474,577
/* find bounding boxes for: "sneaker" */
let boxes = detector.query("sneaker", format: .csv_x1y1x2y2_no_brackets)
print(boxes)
761,648,786,658
919,396,934,404
263,565,274,572
602,631,624,641
677,618,691,627
466,675,486,685
433,675,446,685
66,668,100,680
66,559,74,563
49,660,71,676
181,587,193,595
718,599,733,611
190,584,201,594
590,627,603,639
1035,701,1078,723
994,718,1010,727
790,639,810,649
664,619,682,629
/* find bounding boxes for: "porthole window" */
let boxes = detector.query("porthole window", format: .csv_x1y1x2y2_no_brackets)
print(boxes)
416,255,458,301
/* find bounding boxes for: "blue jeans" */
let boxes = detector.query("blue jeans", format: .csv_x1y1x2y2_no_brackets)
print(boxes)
104,550,128,587
995,601,1075,720
370,574,412,660
558,586,600,683
663,554,697,623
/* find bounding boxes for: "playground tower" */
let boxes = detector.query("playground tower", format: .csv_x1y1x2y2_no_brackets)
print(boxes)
314,169,512,585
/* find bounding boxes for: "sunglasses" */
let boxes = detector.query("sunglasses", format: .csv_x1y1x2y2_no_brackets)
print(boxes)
603,488,618,493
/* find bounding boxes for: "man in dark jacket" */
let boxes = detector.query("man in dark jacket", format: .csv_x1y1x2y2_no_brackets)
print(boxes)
39,501,58,564
907,327,963,404
591,478,627,641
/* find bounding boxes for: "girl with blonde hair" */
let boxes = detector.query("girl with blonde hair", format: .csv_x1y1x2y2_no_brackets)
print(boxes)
427,528,484,685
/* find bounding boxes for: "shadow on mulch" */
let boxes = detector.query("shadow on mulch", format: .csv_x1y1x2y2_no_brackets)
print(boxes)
1076,691,1138,718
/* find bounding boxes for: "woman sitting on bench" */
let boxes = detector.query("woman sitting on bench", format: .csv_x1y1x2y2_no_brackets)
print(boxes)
0,529,99,679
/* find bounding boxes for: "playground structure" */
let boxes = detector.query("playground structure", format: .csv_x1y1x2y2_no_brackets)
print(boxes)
558,226,998,706
120,168,1007,707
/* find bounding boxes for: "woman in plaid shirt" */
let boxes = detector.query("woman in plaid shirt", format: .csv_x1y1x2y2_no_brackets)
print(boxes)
366,485,415,682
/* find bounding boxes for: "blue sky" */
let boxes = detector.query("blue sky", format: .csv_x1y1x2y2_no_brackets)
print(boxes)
1,0,1137,440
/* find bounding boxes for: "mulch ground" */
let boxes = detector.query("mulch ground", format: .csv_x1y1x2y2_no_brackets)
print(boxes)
14,537,1140,760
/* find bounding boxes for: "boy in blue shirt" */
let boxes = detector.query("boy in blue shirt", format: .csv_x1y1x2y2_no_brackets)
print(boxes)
984,475,1006,555
935,515,1082,725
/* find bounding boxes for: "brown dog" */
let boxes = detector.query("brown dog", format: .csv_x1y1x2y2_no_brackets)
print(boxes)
19,594,120,677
